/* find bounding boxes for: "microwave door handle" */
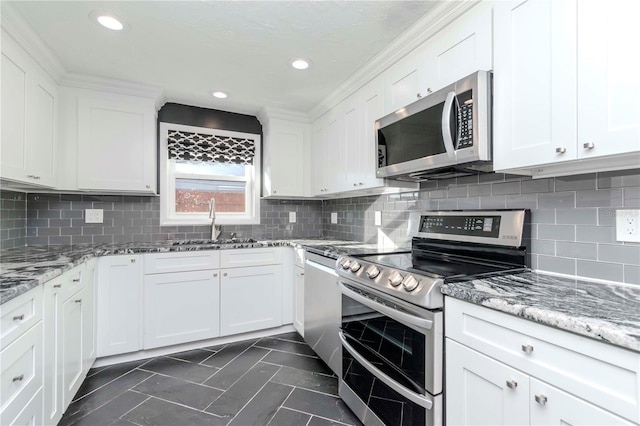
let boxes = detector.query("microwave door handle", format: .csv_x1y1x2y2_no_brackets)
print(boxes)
441,91,457,158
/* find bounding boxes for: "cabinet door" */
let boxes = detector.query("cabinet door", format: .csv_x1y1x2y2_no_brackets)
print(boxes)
263,119,308,197
383,50,427,115
493,0,577,170
577,0,640,159
344,94,362,190
359,78,386,189
62,287,84,407
220,265,282,336
82,259,97,374
327,109,347,193
77,98,156,193
423,2,492,93
530,377,634,425
1,34,28,182
27,67,58,187
43,279,63,425
311,116,329,195
446,339,529,426
293,266,304,337
143,270,220,349
97,256,142,357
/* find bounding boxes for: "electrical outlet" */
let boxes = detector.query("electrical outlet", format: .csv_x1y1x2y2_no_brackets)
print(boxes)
331,212,338,224
289,211,297,223
374,211,382,226
85,209,103,224
616,209,640,242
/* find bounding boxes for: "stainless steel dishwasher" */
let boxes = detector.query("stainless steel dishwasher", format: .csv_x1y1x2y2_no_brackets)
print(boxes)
303,252,341,376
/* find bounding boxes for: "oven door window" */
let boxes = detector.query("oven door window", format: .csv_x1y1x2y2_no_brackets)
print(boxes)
343,338,426,426
341,296,426,389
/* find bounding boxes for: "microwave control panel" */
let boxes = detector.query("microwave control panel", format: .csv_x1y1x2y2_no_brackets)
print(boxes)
457,100,474,149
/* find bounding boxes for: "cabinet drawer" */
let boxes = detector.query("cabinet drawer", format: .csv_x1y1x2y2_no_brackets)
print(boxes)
445,297,640,423
0,287,42,351
0,322,43,424
220,248,282,268
293,247,305,268
144,251,221,274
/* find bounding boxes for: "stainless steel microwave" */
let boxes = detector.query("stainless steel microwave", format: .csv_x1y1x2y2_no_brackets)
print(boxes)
376,70,493,181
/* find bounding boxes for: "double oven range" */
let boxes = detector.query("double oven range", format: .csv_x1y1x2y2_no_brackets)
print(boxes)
335,210,529,426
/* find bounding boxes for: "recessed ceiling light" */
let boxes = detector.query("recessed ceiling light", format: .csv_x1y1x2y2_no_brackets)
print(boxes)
89,11,128,31
212,91,229,99
291,59,310,70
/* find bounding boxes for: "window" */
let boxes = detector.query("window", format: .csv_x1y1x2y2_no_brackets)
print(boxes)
160,122,261,225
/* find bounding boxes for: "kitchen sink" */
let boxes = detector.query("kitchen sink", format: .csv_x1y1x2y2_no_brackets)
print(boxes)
170,238,258,246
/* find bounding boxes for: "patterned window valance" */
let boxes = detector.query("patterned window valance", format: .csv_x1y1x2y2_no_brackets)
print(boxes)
167,130,256,165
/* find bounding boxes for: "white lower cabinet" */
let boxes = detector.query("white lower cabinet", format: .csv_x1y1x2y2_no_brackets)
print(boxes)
0,288,43,426
445,297,640,425
144,270,220,349
293,265,304,337
43,263,96,425
220,264,282,336
97,255,142,357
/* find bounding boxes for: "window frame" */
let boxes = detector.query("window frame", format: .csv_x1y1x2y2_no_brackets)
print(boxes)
159,122,261,226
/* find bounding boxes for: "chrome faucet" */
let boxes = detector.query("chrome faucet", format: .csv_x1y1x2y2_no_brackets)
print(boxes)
209,198,221,241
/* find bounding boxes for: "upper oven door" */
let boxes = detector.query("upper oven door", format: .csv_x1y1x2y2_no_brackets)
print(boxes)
376,70,492,179
339,279,443,396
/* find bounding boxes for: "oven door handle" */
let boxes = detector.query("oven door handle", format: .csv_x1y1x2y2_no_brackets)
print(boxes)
339,331,434,410
338,281,433,331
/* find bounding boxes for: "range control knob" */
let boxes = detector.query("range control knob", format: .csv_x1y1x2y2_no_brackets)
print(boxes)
366,265,381,279
349,261,361,272
402,275,420,292
340,259,351,270
388,271,404,287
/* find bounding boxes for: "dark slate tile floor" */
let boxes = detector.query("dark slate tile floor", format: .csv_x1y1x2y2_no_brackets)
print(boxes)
59,332,362,426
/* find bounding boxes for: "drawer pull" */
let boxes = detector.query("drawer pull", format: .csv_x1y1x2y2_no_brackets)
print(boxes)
13,314,25,321
223,273,228,277
535,394,548,406
75,299,82,304
555,147,566,154
53,284,62,288
131,258,136,263
506,380,518,389
213,273,218,277
12,374,24,382
72,278,81,282
583,142,595,149
521,344,534,354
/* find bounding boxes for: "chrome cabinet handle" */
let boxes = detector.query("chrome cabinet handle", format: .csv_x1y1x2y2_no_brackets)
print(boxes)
72,278,81,282
522,344,534,354
223,273,227,276
213,273,218,277
13,314,25,321
27,175,41,180
131,258,136,263
583,142,595,149
535,394,548,405
145,184,151,189
506,380,518,389
75,299,82,304
53,284,62,288
555,147,566,154
417,93,422,98
427,88,433,94
12,374,24,382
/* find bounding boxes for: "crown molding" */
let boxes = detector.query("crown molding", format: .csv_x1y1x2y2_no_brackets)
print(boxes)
308,0,479,121
257,107,311,126
1,2,67,81
61,73,166,109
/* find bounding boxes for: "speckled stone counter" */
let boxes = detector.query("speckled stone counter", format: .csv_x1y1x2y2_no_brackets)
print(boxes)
441,271,640,352
0,238,403,305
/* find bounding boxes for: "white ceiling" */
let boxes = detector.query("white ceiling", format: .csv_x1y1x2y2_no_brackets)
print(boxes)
7,1,441,116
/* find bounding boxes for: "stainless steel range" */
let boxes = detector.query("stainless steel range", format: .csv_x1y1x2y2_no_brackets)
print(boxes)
335,209,529,426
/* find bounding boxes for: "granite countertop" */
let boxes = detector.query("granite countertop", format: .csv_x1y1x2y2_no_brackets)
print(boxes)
441,271,640,353
0,238,403,305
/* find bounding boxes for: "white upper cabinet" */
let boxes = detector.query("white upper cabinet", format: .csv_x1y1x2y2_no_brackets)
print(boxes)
356,78,386,189
494,0,640,176
311,114,330,195
577,0,640,159
1,30,58,188
383,47,428,115
75,94,157,193
260,112,311,198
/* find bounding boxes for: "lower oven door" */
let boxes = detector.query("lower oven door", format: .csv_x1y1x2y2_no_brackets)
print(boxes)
338,279,443,426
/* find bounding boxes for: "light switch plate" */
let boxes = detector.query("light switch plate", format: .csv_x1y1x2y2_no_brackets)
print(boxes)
331,212,338,224
374,211,382,226
616,209,640,242
85,209,103,224
289,211,297,223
